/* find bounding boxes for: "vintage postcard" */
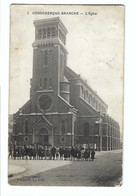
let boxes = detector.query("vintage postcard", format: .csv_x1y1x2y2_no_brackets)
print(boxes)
8,4,124,186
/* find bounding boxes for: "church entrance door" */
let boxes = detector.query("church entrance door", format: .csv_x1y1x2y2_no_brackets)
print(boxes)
38,128,50,147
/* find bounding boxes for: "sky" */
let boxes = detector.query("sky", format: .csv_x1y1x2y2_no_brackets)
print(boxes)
9,5,124,131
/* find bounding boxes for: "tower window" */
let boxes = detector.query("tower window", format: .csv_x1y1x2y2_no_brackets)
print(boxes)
40,79,42,88
47,27,51,38
44,78,47,89
38,29,42,39
43,52,48,67
43,28,46,39
52,27,56,37
49,77,52,88
59,30,65,44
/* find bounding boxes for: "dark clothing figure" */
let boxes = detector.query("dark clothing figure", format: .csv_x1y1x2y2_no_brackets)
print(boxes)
64,148,68,160
46,148,51,159
13,148,17,159
21,147,25,159
51,146,56,160
59,147,64,159
33,148,37,160
71,147,75,158
9,147,12,159
84,149,90,160
77,150,81,159
91,150,95,161
40,148,45,159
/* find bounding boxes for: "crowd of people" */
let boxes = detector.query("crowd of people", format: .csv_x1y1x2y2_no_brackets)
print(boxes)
8,144,95,161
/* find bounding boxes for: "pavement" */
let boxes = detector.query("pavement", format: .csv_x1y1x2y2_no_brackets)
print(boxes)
8,149,122,186
8,159,72,181
8,165,25,176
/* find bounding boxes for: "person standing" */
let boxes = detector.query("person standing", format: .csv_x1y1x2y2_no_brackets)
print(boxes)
91,150,95,161
44,146,47,160
51,146,56,160
59,146,64,160
70,146,75,161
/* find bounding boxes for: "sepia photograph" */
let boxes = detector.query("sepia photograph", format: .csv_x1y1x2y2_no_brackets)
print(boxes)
8,4,124,186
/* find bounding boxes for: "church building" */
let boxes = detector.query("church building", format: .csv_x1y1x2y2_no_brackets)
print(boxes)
12,17,120,151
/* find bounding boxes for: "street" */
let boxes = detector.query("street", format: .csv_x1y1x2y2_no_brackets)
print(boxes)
9,150,122,186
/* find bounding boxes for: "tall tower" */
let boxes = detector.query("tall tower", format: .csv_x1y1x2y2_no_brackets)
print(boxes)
30,17,70,112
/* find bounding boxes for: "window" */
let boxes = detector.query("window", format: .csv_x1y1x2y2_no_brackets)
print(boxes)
90,94,92,103
86,91,88,100
25,120,29,134
64,55,66,66
84,91,86,99
52,27,56,37
61,120,65,135
43,52,48,67
81,86,84,94
43,28,46,39
99,103,101,111
59,30,65,44
44,78,47,89
38,29,42,39
49,77,52,88
88,95,90,103
47,27,51,38
95,100,97,109
93,98,95,107
96,100,98,110
40,78,42,88
84,123,89,136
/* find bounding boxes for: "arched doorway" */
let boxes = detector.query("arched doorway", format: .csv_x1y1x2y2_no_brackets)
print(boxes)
38,128,50,147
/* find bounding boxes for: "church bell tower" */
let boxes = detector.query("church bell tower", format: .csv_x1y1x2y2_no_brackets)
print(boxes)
30,17,70,112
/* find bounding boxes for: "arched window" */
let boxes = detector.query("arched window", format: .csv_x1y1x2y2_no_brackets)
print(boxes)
43,28,46,39
95,99,97,109
47,27,51,38
25,120,29,134
90,94,92,102
44,78,47,89
61,120,65,135
84,122,89,136
81,85,84,94
86,91,88,99
84,90,86,99
88,94,90,103
99,103,101,111
96,100,98,110
40,78,42,88
49,77,52,88
93,97,95,107
38,29,42,39
51,27,56,37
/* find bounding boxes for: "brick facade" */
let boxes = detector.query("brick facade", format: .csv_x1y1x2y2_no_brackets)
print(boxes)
12,17,120,151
